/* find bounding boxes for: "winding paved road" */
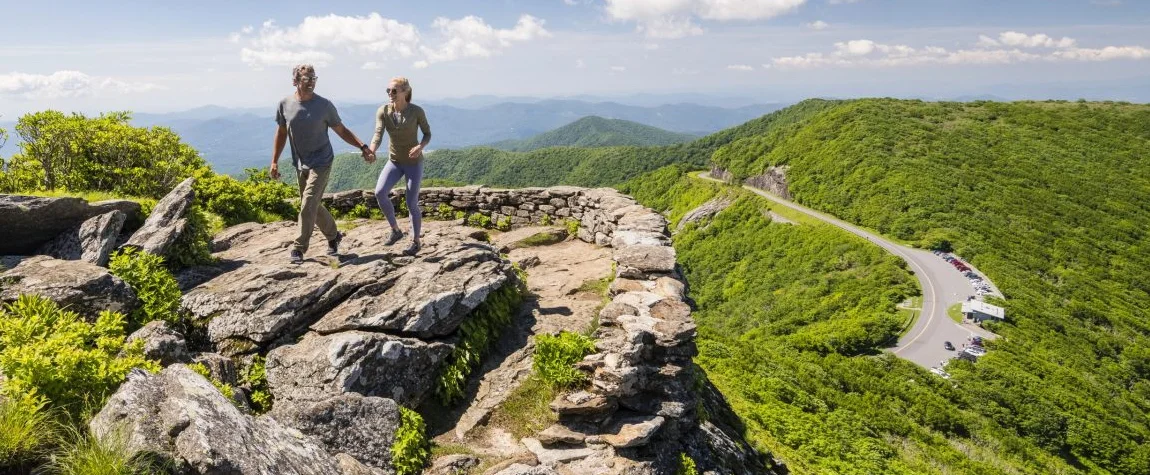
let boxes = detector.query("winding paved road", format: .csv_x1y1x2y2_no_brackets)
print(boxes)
696,173,996,369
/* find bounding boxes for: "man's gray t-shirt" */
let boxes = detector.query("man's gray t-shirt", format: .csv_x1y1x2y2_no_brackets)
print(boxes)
276,94,342,170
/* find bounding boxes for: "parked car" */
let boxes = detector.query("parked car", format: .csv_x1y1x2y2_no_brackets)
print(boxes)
944,341,955,351
930,367,951,379
966,346,987,357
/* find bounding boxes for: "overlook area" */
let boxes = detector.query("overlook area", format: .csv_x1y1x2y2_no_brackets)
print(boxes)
1,96,1149,475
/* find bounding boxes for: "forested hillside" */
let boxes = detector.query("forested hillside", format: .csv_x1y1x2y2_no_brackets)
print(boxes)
485,116,696,151
422,99,840,187
622,167,1089,473
687,99,1150,473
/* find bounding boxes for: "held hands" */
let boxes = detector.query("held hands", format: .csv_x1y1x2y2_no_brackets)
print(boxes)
362,147,376,163
409,144,424,160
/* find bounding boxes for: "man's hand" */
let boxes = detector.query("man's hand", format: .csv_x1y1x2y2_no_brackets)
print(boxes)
409,144,424,160
270,162,280,179
362,148,376,163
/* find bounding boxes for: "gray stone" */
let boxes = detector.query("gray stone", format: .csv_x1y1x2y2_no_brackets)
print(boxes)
613,245,676,278
0,195,139,255
123,177,195,259
538,424,586,446
284,394,401,471
492,463,559,475
37,210,126,266
549,391,615,416
601,415,665,448
126,320,189,366
521,438,594,465
192,352,239,386
0,256,138,319
266,331,452,410
89,365,359,475
676,197,732,231
427,454,481,475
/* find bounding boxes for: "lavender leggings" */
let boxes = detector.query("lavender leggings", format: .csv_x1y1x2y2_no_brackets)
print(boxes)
374,160,422,241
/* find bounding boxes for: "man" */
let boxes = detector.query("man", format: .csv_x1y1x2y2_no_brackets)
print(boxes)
270,64,375,264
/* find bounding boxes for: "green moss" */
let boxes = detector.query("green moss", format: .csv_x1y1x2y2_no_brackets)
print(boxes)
486,376,558,439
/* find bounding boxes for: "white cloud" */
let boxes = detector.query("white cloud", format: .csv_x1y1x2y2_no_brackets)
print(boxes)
232,13,547,69
611,66,627,71
727,64,754,71
805,20,829,30
362,61,383,70
0,71,163,99
575,59,586,68
770,31,1150,69
605,0,807,38
418,14,551,67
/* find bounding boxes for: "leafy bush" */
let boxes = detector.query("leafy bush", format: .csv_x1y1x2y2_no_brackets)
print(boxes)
108,247,182,328
565,218,579,238
435,283,522,405
676,453,699,475
0,392,57,469
435,203,454,219
539,214,552,226
464,213,492,229
243,356,273,414
533,331,596,389
496,215,512,231
192,167,296,226
0,295,159,418
167,205,216,269
391,407,429,475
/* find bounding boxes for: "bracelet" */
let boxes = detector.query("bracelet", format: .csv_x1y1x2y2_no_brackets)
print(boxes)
359,144,370,152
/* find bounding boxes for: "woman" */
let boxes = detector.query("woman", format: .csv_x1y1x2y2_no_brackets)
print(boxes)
370,76,431,255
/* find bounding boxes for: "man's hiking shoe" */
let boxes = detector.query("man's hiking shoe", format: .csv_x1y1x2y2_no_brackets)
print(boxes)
326,232,343,256
403,241,421,256
289,250,304,265
385,229,404,246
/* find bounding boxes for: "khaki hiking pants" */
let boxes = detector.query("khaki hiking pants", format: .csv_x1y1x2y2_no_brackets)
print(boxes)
293,165,339,253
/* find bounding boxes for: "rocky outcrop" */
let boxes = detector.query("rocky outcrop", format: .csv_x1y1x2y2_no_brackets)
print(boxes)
266,331,451,411
710,164,791,199
126,320,190,366
677,197,732,231
123,177,195,259
0,194,140,255
0,255,138,319
281,394,402,471
90,365,380,475
36,210,127,266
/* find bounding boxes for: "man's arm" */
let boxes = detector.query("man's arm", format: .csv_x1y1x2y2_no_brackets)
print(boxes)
271,124,287,179
332,124,375,162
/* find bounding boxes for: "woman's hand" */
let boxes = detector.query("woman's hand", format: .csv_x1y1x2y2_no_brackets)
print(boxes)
408,144,424,159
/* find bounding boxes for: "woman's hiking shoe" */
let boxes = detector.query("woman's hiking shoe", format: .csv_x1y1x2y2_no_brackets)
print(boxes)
403,241,421,256
326,232,343,256
385,229,404,246
289,249,304,265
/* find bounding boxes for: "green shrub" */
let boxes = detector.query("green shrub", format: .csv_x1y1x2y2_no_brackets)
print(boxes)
0,295,159,418
0,392,57,469
167,205,215,269
533,331,596,389
454,210,466,220
436,203,454,218
539,214,552,226
464,213,492,229
108,247,183,328
47,425,166,475
435,283,523,405
244,356,273,414
188,362,235,402
193,167,296,226
676,453,699,475
496,216,512,231
391,407,430,475
564,219,580,238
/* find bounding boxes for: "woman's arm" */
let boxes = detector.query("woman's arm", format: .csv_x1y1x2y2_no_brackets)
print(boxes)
370,104,387,152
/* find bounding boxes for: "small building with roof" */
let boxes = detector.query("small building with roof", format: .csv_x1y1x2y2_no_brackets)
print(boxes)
962,300,1005,323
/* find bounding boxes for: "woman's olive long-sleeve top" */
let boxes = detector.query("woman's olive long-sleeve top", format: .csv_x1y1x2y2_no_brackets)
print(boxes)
370,103,431,165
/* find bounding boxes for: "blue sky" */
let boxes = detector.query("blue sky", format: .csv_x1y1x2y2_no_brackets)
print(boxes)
2,0,1148,115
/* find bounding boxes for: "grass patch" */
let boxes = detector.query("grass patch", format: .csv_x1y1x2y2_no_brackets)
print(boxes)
485,376,557,439
575,276,612,296
0,394,57,470
46,426,168,475
947,303,964,323
534,332,596,389
517,230,566,247
15,189,143,203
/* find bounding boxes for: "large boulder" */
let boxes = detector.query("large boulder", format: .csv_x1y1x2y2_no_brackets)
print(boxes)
126,320,190,366
0,255,138,318
36,210,126,266
123,177,195,258
282,394,401,471
266,331,452,411
89,365,375,475
0,194,139,255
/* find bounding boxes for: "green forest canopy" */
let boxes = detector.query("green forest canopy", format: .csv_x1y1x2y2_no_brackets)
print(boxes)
484,115,697,151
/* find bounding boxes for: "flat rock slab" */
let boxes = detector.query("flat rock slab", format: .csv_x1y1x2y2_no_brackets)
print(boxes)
601,415,665,448
613,245,676,278
179,221,512,353
0,255,138,319
521,438,595,465
282,394,401,471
